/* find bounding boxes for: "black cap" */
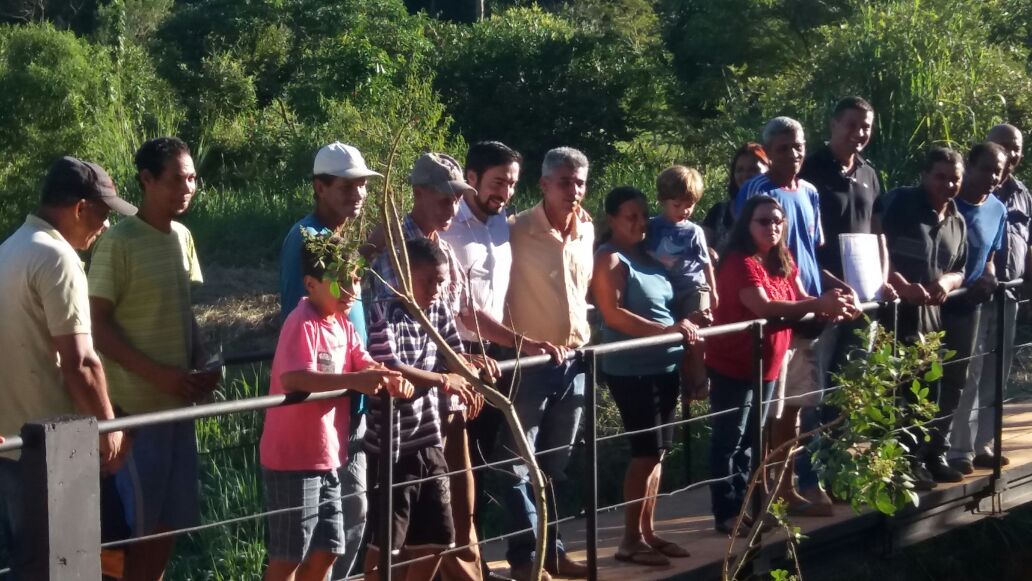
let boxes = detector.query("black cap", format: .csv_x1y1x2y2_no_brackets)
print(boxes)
40,156,137,216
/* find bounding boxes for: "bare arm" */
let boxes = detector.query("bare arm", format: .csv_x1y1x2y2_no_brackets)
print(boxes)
591,250,668,338
457,308,566,362
704,260,719,311
738,280,852,320
53,333,123,472
280,365,403,396
380,360,475,406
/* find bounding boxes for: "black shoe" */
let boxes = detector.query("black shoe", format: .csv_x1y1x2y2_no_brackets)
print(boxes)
973,453,1010,468
948,457,974,475
926,458,965,483
910,462,938,491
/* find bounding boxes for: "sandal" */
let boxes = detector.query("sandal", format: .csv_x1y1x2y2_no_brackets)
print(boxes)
648,538,690,558
614,546,671,566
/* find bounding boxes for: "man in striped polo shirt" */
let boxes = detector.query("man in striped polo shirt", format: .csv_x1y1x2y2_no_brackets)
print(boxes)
89,137,216,581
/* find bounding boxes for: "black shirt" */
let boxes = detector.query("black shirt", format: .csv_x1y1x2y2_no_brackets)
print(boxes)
881,186,967,337
993,176,1032,284
799,145,882,279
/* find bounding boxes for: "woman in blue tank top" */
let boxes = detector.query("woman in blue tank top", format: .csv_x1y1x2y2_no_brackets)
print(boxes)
592,186,699,566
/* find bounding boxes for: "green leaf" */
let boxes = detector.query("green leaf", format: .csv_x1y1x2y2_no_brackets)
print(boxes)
924,361,943,382
330,280,341,298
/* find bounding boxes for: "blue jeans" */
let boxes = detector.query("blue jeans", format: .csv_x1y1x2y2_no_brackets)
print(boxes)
0,458,22,580
708,369,774,523
332,415,367,580
499,358,585,567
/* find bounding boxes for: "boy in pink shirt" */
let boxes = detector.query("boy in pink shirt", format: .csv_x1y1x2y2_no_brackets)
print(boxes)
260,231,411,581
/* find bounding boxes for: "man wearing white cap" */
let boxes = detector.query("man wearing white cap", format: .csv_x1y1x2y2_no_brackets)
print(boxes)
279,141,383,580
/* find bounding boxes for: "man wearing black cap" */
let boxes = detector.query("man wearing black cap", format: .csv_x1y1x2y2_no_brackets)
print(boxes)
0,156,134,578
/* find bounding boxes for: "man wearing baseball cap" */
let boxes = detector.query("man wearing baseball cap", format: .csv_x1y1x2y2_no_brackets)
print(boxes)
364,152,546,581
279,141,383,581
0,156,133,578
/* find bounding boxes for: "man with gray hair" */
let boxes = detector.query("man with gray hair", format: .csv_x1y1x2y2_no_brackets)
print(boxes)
735,117,857,515
500,147,593,580
949,124,1031,473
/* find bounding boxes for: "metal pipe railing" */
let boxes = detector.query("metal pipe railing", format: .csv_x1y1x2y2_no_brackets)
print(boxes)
0,280,1026,580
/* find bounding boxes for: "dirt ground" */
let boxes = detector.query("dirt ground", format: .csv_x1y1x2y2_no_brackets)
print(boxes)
193,265,281,356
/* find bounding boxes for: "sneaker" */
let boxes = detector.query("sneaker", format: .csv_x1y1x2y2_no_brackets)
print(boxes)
948,457,974,475
973,453,1010,468
926,458,965,483
509,563,553,581
910,462,938,491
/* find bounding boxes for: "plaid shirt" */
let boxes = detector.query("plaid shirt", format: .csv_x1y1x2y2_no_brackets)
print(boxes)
364,299,465,458
366,215,468,322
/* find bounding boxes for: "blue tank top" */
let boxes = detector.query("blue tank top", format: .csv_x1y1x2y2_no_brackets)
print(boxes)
598,244,683,376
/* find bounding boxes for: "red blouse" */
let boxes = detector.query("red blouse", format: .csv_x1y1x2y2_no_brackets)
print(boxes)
706,251,798,381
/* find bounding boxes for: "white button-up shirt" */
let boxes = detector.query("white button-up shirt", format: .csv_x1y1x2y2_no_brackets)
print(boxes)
439,197,513,342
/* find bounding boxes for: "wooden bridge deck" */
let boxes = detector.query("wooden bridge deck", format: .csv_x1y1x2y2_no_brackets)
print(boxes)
484,402,1032,581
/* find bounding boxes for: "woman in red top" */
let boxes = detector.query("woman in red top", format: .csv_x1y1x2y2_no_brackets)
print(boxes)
706,195,854,534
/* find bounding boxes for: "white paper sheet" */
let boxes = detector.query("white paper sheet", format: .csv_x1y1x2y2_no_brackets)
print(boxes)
839,233,883,302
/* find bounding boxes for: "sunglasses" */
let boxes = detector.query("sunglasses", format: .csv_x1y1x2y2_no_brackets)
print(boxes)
752,217,785,227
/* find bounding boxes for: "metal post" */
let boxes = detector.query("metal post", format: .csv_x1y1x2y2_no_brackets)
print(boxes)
378,392,394,581
582,350,599,581
20,416,102,580
992,285,1008,484
749,321,769,578
749,322,765,524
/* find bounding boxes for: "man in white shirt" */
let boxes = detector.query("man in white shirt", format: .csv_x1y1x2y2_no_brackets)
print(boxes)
439,141,563,581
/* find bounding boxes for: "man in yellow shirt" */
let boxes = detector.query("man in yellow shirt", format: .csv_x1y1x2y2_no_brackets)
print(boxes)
89,137,211,581
501,147,594,581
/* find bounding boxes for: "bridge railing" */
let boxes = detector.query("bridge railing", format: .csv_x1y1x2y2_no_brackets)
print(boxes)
0,281,1025,580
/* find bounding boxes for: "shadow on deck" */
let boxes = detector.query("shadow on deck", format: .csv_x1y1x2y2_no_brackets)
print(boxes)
484,402,1032,581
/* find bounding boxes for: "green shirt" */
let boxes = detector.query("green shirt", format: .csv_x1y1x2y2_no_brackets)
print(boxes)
88,216,203,414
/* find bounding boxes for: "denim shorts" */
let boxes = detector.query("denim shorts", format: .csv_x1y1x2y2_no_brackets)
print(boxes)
263,469,345,561
114,420,200,536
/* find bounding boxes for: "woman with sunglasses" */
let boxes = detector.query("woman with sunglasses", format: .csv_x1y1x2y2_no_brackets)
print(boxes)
705,195,855,535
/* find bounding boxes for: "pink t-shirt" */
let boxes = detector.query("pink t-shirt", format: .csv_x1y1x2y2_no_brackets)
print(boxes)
260,299,376,471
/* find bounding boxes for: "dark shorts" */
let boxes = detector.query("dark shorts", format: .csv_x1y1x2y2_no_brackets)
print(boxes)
366,446,455,554
606,372,680,457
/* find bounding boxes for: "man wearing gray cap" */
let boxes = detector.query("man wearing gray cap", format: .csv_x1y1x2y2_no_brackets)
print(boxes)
279,141,383,581
365,152,536,581
0,156,134,579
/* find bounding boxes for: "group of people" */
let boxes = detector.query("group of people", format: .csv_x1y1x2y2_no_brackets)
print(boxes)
0,93,1029,581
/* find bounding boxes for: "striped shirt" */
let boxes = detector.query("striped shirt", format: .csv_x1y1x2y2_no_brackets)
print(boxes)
363,299,465,458
366,214,468,323
87,216,203,414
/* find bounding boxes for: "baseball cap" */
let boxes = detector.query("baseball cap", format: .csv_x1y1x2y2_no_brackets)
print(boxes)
313,142,383,179
408,152,476,197
40,156,137,216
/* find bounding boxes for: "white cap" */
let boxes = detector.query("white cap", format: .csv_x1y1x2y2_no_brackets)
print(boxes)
313,142,383,179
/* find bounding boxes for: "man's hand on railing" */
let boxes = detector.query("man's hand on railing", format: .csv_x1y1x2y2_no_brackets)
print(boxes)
519,338,568,364
463,353,501,380
879,281,899,302
898,282,931,305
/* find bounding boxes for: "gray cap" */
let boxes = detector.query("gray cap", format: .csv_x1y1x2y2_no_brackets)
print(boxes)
408,152,475,197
